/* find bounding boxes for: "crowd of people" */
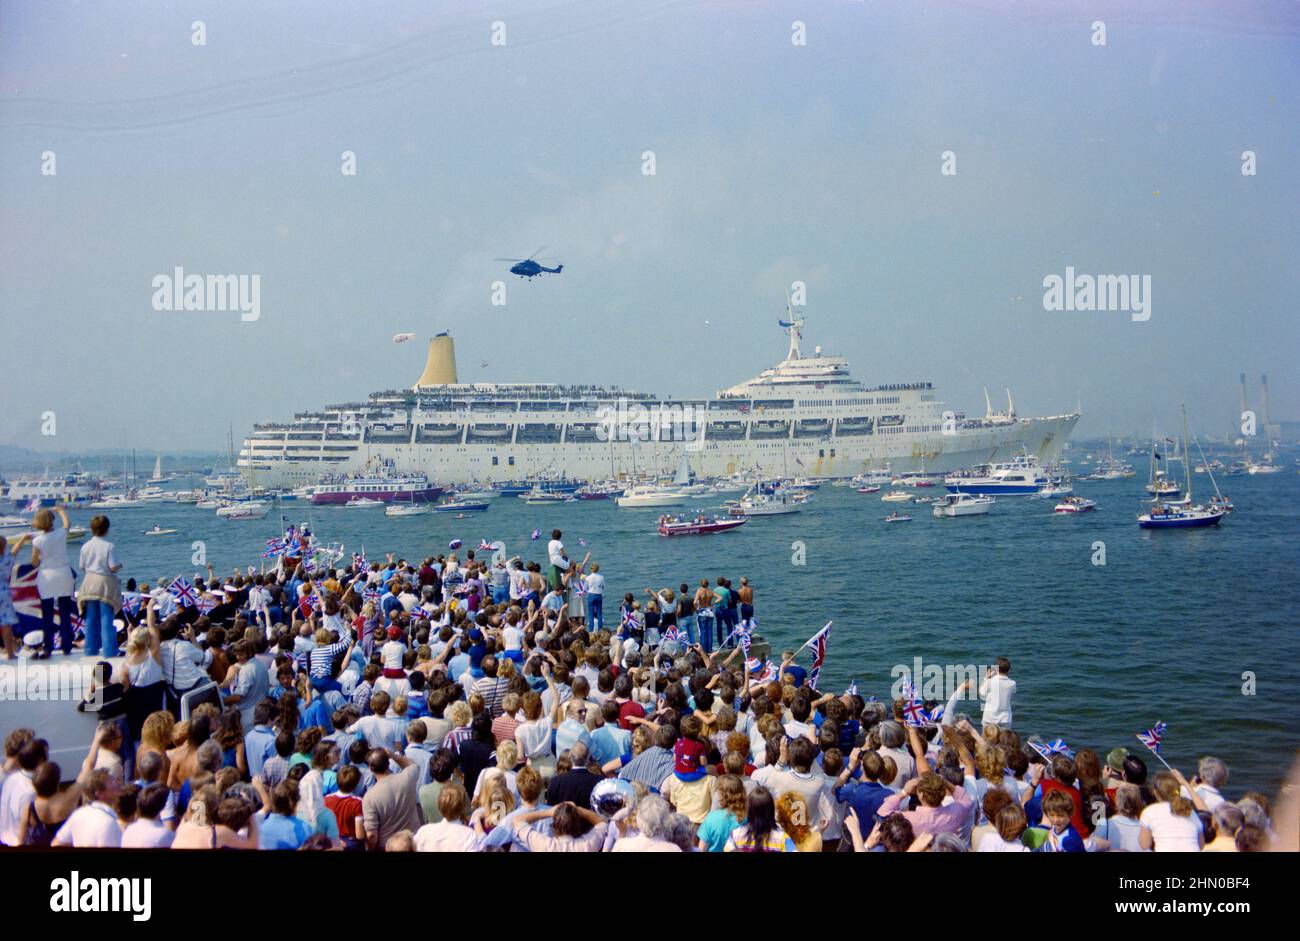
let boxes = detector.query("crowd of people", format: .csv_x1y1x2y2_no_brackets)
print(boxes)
0,511,1290,852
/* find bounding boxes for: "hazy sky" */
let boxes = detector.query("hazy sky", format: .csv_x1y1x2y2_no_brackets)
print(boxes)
2,0,1297,452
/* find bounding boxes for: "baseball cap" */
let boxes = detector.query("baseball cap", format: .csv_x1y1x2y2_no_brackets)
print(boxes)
1106,747,1129,774
386,626,402,639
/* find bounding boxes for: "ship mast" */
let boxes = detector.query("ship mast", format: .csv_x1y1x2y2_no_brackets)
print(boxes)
1181,405,1193,503
782,291,804,361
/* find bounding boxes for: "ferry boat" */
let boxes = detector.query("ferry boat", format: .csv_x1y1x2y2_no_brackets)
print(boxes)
310,461,442,506
944,454,1048,495
236,319,1079,487
932,493,995,517
3,475,97,507
1054,496,1097,513
657,514,748,536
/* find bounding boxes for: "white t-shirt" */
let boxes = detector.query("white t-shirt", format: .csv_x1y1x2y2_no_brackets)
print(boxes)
1139,802,1203,852
414,820,479,852
381,640,406,671
33,527,74,598
976,832,1029,852
584,572,605,596
79,536,120,577
53,802,122,848
547,539,567,569
502,625,524,651
122,817,175,848
980,674,1016,726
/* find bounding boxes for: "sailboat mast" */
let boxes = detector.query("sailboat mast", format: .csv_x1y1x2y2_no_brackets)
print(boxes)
1182,406,1193,503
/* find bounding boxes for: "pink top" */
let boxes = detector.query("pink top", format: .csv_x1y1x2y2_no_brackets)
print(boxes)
878,786,973,837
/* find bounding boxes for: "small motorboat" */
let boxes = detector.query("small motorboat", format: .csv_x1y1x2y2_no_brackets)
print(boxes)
1054,496,1097,513
434,500,491,512
216,502,268,520
142,525,178,536
882,511,912,523
1208,495,1234,514
343,497,384,508
881,491,913,503
658,514,748,536
856,485,881,494
518,487,569,504
0,516,30,536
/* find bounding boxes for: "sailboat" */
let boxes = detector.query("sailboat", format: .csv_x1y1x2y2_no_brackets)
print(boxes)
147,455,167,484
1138,408,1227,529
1144,428,1181,498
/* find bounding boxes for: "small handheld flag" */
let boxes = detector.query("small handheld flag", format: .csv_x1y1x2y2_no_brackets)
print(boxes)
1136,722,1174,770
168,577,198,608
530,528,542,541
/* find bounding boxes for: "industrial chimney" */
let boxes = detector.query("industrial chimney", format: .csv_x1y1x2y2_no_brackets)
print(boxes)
412,333,458,389
1261,373,1280,445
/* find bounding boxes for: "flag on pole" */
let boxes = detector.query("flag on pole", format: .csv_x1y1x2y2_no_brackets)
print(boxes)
902,698,928,727
808,622,833,690
530,529,542,541
1137,722,1167,755
477,540,495,552
844,680,859,697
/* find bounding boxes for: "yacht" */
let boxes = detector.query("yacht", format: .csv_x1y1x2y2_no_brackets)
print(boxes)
944,455,1048,495
932,493,995,517
216,501,268,520
616,485,687,508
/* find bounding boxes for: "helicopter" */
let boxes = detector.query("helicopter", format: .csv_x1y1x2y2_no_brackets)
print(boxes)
495,247,563,279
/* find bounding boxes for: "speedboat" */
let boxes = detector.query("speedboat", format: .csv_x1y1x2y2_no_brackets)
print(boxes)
881,491,913,503
856,485,881,494
195,499,223,509
1054,496,1097,513
142,525,178,536
87,494,146,509
932,493,995,517
344,497,385,508
616,485,687,508
0,516,31,535
216,501,268,520
1247,459,1281,475
657,514,748,536
882,511,912,523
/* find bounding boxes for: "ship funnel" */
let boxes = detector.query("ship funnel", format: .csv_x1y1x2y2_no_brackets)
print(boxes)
413,334,458,389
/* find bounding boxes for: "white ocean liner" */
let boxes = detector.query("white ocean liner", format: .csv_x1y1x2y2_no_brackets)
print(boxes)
237,320,1080,487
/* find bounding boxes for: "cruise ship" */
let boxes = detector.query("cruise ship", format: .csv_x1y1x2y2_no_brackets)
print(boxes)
237,321,1080,487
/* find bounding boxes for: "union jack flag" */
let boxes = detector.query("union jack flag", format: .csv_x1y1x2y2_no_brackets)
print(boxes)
477,540,495,552
806,620,832,689
120,592,141,616
574,579,587,596
197,595,218,615
746,658,776,682
352,552,367,571
928,703,945,724
168,577,198,608
530,529,541,541
262,538,286,558
299,593,321,617
363,587,381,604
899,677,916,702
21,497,41,513
732,621,752,656
620,609,639,635
662,626,686,644
902,698,928,727
845,680,859,697
1136,722,1167,755
1029,738,1074,763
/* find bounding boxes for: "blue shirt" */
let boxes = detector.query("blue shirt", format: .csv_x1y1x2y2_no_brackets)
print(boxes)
697,809,740,852
835,779,893,828
589,725,632,767
245,725,277,781
301,697,333,731
259,813,313,850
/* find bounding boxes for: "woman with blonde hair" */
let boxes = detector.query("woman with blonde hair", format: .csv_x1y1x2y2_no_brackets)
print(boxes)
117,626,165,743
77,514,123,658
776,790,822,853
138,710,175,785
11,506,76,658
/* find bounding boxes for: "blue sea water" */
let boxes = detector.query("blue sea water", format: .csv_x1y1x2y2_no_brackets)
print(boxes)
31,470,1300,796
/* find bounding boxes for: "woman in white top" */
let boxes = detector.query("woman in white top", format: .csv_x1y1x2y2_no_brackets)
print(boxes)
12,507,76,658
117,627,166,744
975,802,1030,852
1139,770,1206,852
78,515,123,658
514,690,556,778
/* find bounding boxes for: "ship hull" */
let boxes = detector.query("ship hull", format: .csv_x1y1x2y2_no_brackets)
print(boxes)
243,414,1079,488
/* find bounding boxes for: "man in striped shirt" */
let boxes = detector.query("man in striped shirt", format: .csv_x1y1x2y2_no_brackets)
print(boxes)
617,725,678,793
472,655,510,719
